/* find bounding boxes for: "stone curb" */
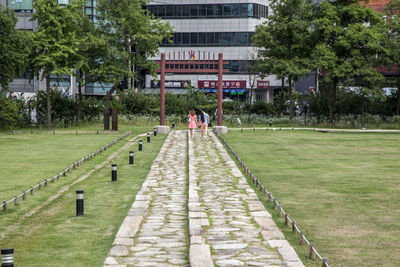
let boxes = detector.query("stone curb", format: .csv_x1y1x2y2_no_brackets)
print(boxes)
104,132,172,267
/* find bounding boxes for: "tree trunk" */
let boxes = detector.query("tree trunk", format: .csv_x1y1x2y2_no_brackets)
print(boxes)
361,95,365,129
77,70,83,125
127,38,132,90
104,85,117,130
329,79,337,126
396,77,400,115
247,86,253,122
289,76,293,126
46,73,52,130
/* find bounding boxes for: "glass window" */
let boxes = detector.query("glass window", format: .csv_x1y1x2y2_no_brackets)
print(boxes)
232,32,239,44
207,32,215,45
223,4,232,16
183,5,190,17
254,4,259,18
230,61,239,73
223,32,231,45
248,4,254,18
240,4,248,17
174,33,182,45
190,5,198,17
58,0,69,4
158,5,166,17
240,32,248,44
248,32,255,44
232,4,239,16
199,33,206,45
215,32,223,45
213,4,222,16
182,33,190,44
199,5,206,17
175,5,182,17
8,0,33,11
166,5,173,17
85,7,93,15
206,5,213,17
191,33,198,45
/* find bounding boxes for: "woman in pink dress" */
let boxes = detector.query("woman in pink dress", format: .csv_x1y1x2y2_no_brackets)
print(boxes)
188,109,198,139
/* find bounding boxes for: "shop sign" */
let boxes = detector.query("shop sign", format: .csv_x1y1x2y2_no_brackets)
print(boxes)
198,80,246,89
257,81,270,89
151,80,191,88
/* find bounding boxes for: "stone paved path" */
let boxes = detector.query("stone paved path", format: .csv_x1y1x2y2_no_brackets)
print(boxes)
105,131,188,266
105,130,304,267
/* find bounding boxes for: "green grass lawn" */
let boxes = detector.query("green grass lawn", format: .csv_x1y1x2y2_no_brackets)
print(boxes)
222,130,400,267
0,124,166,266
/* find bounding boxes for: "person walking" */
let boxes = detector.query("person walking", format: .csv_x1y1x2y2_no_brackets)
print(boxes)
200,109,209,138
188,109,198,139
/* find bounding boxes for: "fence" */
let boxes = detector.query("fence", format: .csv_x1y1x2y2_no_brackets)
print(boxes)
1,131,132,213
217,133,330,267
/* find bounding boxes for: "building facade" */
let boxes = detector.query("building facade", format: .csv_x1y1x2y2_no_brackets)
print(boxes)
145,0,279,102
0,0,105,97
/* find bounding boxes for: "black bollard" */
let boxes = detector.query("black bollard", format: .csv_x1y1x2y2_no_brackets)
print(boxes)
76,190,84,216
172,122,175,129
147,133,150,143
1,248,14,267
129,151,134,165
111,164,117,182
153,128,157,136
139,140,142,151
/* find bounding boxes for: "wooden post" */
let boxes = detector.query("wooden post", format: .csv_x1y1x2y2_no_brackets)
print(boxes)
268,192,273,202
309,244,316,260
22,191,26,201
14,196,18,206
285,213,289,226
292,220,297,234
44,179,48,186
160,53,166,125
38,183,41,191
278,204,283,217
217,53,223,126
30,186,34,196
2,201,6,212
112,109,118,130
322,257,328,267
300,232,305,246
273,198,278,209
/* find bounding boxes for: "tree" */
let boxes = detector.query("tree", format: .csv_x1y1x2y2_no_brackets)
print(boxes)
385,0,400,115
29,0,86,129
96,0,172,130
312,0,387,125
0,7,31,91
254,0,313,125
73,15,109,125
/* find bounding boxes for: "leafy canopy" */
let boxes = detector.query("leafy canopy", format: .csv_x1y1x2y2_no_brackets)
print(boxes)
0,7,31,90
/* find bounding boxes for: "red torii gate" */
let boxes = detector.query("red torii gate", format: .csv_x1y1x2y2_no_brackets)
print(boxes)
158,52,225,126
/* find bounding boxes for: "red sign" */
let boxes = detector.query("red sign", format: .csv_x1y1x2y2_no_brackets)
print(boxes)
198,80,246,89
257,81,270,88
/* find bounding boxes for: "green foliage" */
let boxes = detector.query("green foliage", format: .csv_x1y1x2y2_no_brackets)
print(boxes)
81,97,103,123
0,7,31,89
0,96,18,128
254,0,313,80
36,90,77,126
96,0,173,87
29,0,86,80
